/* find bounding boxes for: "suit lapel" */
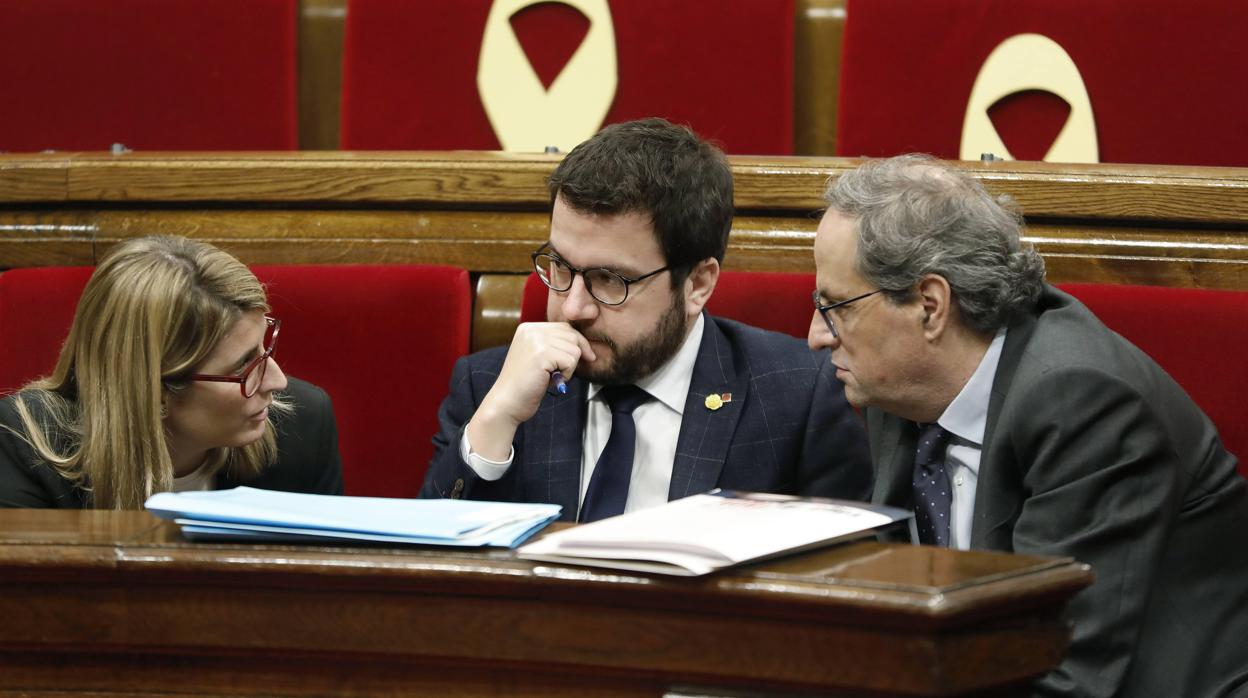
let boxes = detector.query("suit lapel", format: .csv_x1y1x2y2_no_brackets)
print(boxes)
521,377,588,516
971,302,1041,548
668,317,748,499
869,409,916,507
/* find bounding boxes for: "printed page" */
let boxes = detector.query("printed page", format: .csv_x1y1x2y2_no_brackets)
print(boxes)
519,492,908,575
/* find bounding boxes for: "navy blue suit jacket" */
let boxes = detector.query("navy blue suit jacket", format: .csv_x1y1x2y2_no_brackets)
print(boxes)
420,314,872,520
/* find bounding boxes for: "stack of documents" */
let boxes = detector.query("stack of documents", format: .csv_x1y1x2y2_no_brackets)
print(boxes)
519,490,912,576
145,487,561,548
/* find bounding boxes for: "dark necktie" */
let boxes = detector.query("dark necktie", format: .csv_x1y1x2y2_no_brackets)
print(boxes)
579,385,652,523
912,422,954,546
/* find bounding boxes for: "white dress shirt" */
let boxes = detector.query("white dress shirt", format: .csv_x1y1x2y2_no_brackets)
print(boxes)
462,314,706,519
933,327,1006,550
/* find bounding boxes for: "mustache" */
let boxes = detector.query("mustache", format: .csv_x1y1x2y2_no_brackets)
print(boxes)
570,322,616,350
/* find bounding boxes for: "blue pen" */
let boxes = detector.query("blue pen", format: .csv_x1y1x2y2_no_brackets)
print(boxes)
549,371,568,395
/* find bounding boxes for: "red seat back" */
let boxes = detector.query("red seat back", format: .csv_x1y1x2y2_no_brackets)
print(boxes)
341,0,794,154
0,0,298,151
0,264,472,498
522,274,1247,467
1059,283,1248,466
0,267,94,393
838,0,1248,166
255,265,471,496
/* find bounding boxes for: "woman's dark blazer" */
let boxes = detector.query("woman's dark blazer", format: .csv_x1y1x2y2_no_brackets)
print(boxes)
0,377,343,508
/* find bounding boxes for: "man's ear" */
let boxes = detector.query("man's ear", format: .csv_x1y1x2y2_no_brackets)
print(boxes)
916,273,953,340
684,257,720,318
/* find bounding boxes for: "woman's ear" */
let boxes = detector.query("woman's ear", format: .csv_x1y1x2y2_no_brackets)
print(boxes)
684,258,720,317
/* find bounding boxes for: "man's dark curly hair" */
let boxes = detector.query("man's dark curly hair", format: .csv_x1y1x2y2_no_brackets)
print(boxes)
547,118,734,284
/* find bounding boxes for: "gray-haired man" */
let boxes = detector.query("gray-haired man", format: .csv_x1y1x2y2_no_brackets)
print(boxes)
809,155,1248,697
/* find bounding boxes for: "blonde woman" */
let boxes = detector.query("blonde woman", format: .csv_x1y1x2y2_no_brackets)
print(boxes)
0,236,342,508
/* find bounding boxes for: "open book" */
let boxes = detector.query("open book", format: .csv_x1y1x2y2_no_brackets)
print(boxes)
517,490,913,576
145,487,561,548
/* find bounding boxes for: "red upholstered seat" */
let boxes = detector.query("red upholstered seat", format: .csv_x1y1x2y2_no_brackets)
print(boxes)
0,267,94,394
523,273,1247,469
520,270,817,337
1059,283,1248,466
0,0,298,152
341,0,794,154
255,265,471,497
706,271,819,340
0,264,472,498
837,0,1248,166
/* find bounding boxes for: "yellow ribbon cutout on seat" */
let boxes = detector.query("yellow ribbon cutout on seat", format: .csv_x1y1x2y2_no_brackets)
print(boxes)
960,33,1099,163
477,0,618,152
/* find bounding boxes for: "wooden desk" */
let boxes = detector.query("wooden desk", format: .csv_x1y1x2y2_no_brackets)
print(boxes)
0,510,1091,697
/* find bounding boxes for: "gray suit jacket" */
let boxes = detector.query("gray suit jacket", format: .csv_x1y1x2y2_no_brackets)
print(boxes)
869,285,1248,698
421,314,873,519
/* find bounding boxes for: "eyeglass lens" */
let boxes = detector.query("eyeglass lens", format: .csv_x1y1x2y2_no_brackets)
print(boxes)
536,254,629,305
813,291,839,339
244,358,267,397
243,321,279,397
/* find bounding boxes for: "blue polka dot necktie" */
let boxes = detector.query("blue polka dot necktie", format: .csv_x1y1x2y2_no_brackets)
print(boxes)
912,422,954,546
579,385,652,523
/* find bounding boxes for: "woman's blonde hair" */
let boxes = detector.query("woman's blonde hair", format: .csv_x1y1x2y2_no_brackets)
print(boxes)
13,236,285,509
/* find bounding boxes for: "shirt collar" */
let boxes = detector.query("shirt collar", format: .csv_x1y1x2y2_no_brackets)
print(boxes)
586,312,704,415
937,327,1007,446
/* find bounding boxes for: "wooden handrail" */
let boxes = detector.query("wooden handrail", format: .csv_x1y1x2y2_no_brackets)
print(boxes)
5,152,1248,218
3,152,1246,350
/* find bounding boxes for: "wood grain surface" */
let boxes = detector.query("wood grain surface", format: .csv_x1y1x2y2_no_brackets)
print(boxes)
2,152,1245,355
0,510,1090,697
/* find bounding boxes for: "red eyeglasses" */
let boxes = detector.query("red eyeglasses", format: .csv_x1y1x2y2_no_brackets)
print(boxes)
188,317,281,398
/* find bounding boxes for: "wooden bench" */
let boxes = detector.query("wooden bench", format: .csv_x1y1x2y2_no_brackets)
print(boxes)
1,151,1245,344
2,152,1246,475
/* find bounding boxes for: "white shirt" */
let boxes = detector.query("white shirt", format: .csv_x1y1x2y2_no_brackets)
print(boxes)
933,327,1006,550
172,461,215,493
462,314,706,519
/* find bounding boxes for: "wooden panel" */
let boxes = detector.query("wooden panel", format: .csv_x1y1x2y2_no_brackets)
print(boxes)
297,0,347,150
473,273,527,353
61,152,557,204
729,157,1248,222
794,0,846,156
2,210,1245,289
0,510,1090,697
0,152,71,201
1,152,1246,351
1,153,1244,222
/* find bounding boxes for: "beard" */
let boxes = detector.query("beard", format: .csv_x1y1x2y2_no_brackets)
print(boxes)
572,290,689,386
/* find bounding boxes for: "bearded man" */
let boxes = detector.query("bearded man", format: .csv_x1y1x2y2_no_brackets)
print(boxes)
421,118,871,522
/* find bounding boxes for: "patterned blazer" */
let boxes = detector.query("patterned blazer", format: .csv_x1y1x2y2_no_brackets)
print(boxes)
420,314,872,520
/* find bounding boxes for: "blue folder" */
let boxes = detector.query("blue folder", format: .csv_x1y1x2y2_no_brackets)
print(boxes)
145,487,561,548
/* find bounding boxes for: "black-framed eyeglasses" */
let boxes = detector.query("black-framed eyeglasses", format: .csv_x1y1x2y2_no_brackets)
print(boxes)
813,289,882,338
532,245,671,306
189,317,281,398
